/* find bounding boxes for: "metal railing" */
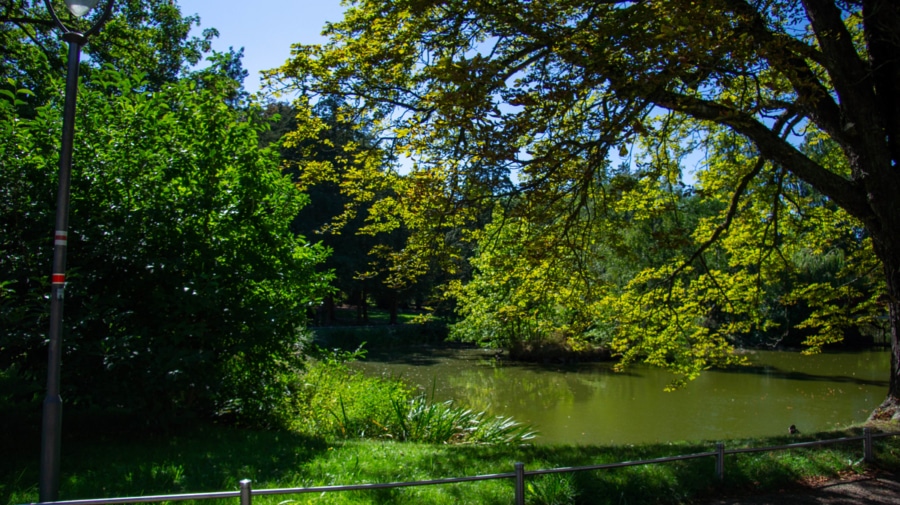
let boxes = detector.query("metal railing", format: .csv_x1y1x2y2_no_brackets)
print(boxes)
26,428,899,505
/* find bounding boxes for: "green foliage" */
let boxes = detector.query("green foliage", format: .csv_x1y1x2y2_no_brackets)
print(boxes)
527,473,578,505
604,127,883,385
4,415,897,505
0,68,330,423
0,82,53,404
448,207,608,356
291,348,534,444
391,392,536,445
273,0,898,392
1,0,216,108
448,166,704,359
290,346,409,439
450,127,882,384
281,97,401,320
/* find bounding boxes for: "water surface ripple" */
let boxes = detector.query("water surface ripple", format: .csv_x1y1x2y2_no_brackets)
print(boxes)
353,348,889,445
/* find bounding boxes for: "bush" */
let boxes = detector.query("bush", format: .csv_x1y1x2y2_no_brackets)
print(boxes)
0,70,329,424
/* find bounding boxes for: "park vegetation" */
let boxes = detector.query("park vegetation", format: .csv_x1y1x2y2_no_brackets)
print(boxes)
1,1,329,424
2,0,899,483
274,0,900,406
4,1,900,503
4,417,899,505
0,0,523,435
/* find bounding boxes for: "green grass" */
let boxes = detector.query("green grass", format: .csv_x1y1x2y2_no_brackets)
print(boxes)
4,416,899,505
6,350,897,504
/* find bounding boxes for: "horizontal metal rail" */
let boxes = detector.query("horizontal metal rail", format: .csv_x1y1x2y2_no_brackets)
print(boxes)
724,435,865,455
27,491,241,505
25,429,900,505
525,450,719,477
253,471,518,496
28,473,520,505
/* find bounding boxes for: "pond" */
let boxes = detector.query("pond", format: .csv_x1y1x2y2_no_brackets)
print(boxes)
352,347,889,445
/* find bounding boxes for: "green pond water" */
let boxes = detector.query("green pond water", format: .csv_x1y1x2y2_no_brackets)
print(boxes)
352,347,889,445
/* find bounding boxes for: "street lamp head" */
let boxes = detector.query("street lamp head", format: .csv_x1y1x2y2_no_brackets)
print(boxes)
65,0,100,17
45,0,114,39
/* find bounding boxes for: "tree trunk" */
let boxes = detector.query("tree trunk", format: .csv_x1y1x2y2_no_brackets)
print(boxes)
869,238,900,421
389,298,399,325
356,286,369,324
859,0,900,419
324,295,336,325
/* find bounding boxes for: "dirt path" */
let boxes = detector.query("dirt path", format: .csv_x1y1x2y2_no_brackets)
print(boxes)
702,471,900,504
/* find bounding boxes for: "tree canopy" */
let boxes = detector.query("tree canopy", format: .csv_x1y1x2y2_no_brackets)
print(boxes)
1,2,329,423
274,0,900,408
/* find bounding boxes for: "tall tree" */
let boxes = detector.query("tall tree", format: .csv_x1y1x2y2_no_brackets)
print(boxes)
275,96,428,324
1,0,215,103
276,0,900,415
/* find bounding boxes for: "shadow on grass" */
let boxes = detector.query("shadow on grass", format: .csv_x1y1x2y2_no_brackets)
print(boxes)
343,430,897,505
1,409,329,504
5,413,899,505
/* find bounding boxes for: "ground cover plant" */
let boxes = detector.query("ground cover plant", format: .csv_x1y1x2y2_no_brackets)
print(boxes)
3,416,899,505
4,351,899,505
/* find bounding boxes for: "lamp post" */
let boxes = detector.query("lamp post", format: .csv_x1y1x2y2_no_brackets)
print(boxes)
40,1,114,502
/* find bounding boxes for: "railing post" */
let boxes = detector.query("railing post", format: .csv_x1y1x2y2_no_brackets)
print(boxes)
863,428,875,463
514,462,526,505
240,479,252,505
715,443,725,480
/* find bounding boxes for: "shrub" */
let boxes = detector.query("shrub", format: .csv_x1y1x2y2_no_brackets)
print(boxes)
1,71,330,424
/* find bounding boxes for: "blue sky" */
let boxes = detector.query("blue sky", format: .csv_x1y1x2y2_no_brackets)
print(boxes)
177,0,348,93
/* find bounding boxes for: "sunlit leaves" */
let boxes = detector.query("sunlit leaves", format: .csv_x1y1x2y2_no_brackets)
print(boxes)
271,0,896,388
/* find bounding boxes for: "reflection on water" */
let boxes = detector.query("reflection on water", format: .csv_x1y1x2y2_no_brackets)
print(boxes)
352,348,889,445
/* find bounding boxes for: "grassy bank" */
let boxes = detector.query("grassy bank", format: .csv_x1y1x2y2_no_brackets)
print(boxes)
6,337,897,504
4,415,899,505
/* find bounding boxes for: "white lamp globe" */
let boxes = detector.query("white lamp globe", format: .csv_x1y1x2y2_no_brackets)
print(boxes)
65,0,100,17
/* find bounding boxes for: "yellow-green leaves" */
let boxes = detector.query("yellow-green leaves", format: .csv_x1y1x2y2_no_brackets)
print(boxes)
268,0,895,389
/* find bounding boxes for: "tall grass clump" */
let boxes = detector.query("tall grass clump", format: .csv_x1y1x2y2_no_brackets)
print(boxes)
291,346,534,444
289,346,408,439
391,392,536,444
527,473,579,505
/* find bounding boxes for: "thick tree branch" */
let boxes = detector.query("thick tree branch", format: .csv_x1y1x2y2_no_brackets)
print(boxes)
863,0,900,167
649,88,873,223
1,16,53,27
801,0,894,183
802,0,879,131
724,0,849,152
